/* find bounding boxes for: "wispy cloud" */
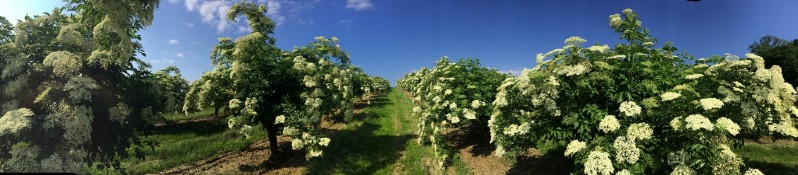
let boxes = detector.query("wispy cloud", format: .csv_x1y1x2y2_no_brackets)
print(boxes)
147,59,176,65
182,0,318,33
168,0,180,4
339,19,353,26
499,69,524,76
168,39,179,45
184,22,195,27
346,0,374,11
176,52,185,58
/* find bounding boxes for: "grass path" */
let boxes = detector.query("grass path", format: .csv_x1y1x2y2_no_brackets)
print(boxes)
308,89,471,175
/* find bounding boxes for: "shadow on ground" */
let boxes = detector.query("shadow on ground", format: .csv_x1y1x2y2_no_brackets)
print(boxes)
746,161,798,175
306,102,412,174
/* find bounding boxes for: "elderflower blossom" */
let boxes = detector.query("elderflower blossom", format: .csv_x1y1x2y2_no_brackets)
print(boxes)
463,109,477,120
716,117,740,136
555,64,590,76
699,98,724,110
616,169,631,175
609,14,622,28
685,74,704,80
599,115,620,133
565,36,587,46
275,115,286,124
608,55,626,59
685,114,713,131
0,108,34,135
744,169,764,175
670,117,683,131
471,100,483,109
229,99,242,109
584,150,615,175
495,146,506,157
627,123,653,141
319,137,331,147
292,139,304,150
671,165,696,175
240,125,254,138
445,89,452,95
309,149,323,158
564,140,586,157
613,136,640,164
661,92,682,101
587,45,610,53
503,122,531,136
619,101,642,117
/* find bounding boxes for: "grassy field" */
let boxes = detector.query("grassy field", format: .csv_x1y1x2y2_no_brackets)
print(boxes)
160,107,222,122
120,116,266,174
736,140,798,175
308,89,471,175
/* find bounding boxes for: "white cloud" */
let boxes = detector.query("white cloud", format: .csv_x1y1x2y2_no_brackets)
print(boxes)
183,0,318,33
148,59,176,65
168,0,180,4
176,52,185,58
346,0,373,11
184,22,195,27
499,69,523,76
339,19,353,26
185,0,199,11
168,39,179,45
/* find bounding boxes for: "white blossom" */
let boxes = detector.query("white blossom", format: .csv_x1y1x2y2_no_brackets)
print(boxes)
685,74,704,80
608,55,626,59
0,108,34,135
587,45,610,53
599,115,620,133
613,136,640,164
744,169,764,175
661,92,682,101
564,140,586,157
616,169,631,175
699,98,724,110
685,114,713,131
319,137,331,147
585,150,615,175
275,115,286,124
671,165,696,175
463,109,477,120
609,14,622,28
292,139,304,150
619,101,642,117
627,123,653,141
471,100,483,109
670,117,683,131
565,36,587,46
716,117,740,136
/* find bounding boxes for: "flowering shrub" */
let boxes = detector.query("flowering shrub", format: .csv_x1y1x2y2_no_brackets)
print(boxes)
397,57,509,168
489,9,797,174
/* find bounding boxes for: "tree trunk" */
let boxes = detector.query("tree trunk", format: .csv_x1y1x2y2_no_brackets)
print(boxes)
265,122,280,155
214,105,219,118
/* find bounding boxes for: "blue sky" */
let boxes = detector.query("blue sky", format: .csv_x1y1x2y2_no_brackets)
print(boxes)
3,0,798,84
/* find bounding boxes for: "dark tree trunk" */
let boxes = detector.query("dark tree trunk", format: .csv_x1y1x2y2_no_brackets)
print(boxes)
214,105,219,118
265,122,280,154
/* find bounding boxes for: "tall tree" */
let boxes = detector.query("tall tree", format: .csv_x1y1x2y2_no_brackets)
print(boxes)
749,35,798,87
0,0,160,172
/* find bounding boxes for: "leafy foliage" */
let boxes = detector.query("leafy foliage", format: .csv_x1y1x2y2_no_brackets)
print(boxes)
397,57,509,168
0,0,164,173
488,9,796,175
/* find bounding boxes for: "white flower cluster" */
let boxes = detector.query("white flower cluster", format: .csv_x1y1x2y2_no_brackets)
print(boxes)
609,14,622,29
463,109,477,120
584,150,615,175
685,74,704,80
503,122,531,136
671,164,696,175
715,117,740,136
616,169,631,175
587,45,610,53
670,117,683,131
599,115,620,133
619,101,642,117
626,123,652,141
471,100,484,109
608,55,626,59
744,169,764,175
685,114,713,131
274,115,286,124
699,98,723,110
228,99,242,109
565,36,587,46
661,92,681,101
564,140,586,157
555,63,591,76
613,136,640,164
0,108,34,135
